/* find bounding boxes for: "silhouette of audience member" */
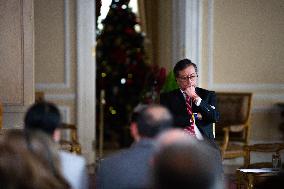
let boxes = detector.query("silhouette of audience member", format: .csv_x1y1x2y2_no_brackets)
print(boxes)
155,128,196,147
96,104,173,189
155,128,223,177
24,101,88,189
0,129,70,189
152,129,224,189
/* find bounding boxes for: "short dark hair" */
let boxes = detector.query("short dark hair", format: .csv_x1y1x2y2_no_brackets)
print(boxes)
24,101,62,135
173,59,198,78
136,104,173,138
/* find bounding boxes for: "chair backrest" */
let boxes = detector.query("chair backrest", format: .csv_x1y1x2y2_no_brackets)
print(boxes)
215,92,253,143
59,123,81,154
35,91,45,103
243,143,284,168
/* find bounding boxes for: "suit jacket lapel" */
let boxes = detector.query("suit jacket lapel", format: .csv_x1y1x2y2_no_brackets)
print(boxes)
175,89,187,112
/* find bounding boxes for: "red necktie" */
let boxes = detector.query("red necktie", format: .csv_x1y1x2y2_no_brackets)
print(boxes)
184,93,196,137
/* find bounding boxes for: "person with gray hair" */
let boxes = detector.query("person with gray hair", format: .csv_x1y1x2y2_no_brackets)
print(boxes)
96,104,173,189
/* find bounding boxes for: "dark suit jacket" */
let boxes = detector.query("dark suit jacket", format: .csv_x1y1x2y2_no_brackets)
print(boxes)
95,139,155,189
160,87,219,140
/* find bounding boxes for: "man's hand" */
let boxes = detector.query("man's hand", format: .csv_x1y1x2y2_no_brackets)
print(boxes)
185,86,198,98
184,86,200,103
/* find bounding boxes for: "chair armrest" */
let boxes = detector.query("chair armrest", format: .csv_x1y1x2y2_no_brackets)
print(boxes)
59,123,81,154
221,127,230,157
243,143,284,168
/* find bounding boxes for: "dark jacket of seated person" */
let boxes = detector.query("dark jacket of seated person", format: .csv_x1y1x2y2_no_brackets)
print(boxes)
95,104,173,189
160,58,219,141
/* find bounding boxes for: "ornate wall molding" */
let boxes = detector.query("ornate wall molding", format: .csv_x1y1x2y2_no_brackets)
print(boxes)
58,105,71,123
207,0,284,91
35,0,71,90
206,0,284,114
45,94,75,101
0,0,34,106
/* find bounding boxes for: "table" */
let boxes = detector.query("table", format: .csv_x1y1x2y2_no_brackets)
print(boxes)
236,168,280,189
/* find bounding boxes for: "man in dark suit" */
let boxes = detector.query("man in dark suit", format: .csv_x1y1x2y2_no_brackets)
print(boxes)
160,58,219,141
95,104,173,189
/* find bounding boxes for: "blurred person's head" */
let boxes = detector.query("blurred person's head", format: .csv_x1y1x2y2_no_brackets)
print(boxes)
130,103,148,124
24,101,62,141
130,104,173,141
152,129,222,189
0,129,70,189
155,128,198,148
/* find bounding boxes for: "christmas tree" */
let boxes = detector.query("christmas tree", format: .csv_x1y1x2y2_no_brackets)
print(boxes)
96,0,150,147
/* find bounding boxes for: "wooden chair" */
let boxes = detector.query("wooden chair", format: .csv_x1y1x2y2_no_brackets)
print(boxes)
59,123,82,154
236,143,284,188
215,92,253,160
35,91,45,103
243,143,284,168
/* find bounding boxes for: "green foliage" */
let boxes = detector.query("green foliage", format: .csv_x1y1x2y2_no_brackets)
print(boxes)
160,71,178,93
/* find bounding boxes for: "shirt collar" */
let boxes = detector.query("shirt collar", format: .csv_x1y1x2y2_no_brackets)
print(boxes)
180,89,187,99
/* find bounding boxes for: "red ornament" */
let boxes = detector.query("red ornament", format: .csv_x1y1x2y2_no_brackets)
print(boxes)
126,78,133,85
124,27,134,35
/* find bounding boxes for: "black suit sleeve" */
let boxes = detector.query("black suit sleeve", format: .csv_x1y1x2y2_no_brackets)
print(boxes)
172,113,191,128
198,91,219,124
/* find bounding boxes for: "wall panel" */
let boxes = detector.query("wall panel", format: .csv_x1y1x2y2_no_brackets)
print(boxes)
0,0,34,128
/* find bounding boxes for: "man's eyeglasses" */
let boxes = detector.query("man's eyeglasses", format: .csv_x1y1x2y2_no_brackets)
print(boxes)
178,75,198,82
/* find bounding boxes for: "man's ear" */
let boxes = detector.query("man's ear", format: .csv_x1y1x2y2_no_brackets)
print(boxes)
53,129,61,142
130,122,140,142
